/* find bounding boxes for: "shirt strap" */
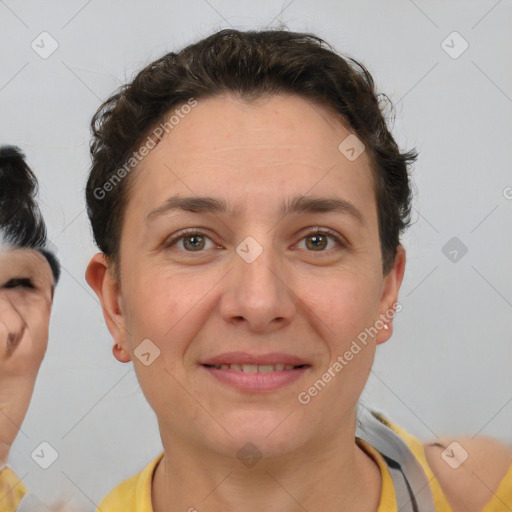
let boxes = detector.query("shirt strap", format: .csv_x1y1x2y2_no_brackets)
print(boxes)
356,407,436,512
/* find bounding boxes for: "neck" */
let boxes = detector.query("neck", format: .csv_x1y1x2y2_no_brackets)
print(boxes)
152,421,381,512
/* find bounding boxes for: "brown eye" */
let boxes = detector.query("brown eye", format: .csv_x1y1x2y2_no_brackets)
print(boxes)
164,230,217,252
182,234,206,251
297,229,343,252
305,233,329,251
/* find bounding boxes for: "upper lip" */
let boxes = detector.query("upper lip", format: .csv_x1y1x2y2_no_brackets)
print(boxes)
201,352,309,366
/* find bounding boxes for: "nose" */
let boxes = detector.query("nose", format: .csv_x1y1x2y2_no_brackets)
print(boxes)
219,236,296,333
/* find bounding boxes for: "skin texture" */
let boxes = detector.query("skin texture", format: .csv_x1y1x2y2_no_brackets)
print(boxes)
87,93,406,511
0,247,54,465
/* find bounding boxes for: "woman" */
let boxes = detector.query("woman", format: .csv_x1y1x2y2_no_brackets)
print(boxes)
85,29,512,511
0,146,62,511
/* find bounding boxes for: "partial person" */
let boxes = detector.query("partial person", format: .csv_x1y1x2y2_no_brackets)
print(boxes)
0,146,64,511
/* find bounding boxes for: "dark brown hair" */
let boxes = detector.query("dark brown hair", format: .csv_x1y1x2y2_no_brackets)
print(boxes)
86,28,417,275
0,145,60,283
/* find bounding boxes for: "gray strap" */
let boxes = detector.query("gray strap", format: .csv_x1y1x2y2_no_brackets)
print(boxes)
386,464,416,511
356,407,436,512
382,454,420,512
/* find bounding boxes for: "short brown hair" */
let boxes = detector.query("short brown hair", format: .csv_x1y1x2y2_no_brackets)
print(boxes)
86,28,417,275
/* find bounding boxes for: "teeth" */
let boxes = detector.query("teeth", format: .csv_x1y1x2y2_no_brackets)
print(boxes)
208,363,302,372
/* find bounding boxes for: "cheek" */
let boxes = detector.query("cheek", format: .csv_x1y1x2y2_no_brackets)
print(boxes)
121,268,201,357
6,291,49,320
301,277,379,400
17,296,52,352
122,270,204,417
300,268,382,338
30,297,51,329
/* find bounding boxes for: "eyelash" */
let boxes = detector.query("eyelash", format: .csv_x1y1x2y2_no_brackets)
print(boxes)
164,228,345,254
2,278,35,290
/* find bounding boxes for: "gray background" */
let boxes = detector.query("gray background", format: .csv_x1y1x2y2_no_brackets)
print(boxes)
1,0,511,508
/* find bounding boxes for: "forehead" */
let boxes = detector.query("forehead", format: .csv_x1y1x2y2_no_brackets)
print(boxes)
0,245,54,284
127,93,376,221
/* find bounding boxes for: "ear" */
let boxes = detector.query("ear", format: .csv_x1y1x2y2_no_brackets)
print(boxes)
375,245,406,346
85,253,131,363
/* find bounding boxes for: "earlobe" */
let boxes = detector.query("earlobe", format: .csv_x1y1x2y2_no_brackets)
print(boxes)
85,253,131,360
113,342,131,363
376,246,406,345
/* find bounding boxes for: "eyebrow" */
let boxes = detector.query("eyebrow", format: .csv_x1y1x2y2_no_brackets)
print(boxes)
146,195,365,225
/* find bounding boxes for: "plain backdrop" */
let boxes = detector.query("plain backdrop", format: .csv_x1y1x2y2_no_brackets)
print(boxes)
1,0,511,508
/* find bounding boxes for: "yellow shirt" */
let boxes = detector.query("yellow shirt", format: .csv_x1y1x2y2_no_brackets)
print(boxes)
0,467,28,512
97,417,512,512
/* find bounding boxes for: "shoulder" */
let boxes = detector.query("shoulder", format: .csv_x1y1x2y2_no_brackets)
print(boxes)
0,466,29,511
97,453,163,512
423,436,512,512
97,472,139,511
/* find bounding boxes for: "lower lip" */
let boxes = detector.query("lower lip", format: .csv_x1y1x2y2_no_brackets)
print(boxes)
201,365,309,392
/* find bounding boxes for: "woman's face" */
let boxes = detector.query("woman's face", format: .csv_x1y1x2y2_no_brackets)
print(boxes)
0,246,54,375
88,93,405,458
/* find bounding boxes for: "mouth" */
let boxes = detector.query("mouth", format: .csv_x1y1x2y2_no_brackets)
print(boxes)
202,363,309,372
199,353,311,392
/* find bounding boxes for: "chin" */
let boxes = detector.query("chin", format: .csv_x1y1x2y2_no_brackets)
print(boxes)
210,411,308,458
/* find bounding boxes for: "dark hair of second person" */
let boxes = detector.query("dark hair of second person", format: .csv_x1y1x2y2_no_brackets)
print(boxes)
0,146,60,283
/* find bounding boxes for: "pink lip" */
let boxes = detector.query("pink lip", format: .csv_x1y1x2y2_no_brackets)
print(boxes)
201,365,309,392
200,352,311,392
200,352,308,366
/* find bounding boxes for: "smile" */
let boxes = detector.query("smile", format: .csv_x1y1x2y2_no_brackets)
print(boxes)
203,363,307,372
201,363,310,392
